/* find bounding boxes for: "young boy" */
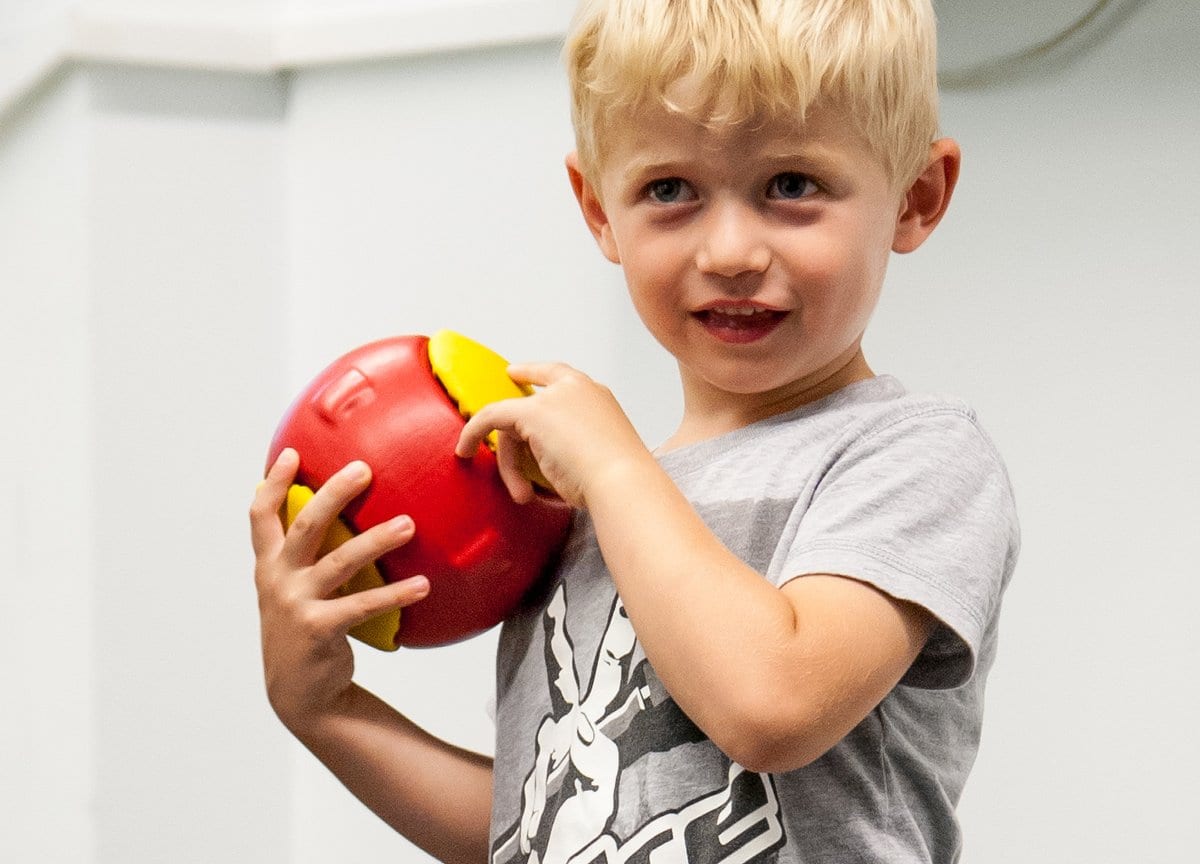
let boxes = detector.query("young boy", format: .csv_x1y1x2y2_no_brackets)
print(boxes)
250,1,1019,863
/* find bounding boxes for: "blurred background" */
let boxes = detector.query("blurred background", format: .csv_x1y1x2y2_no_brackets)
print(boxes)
1,0,1196,861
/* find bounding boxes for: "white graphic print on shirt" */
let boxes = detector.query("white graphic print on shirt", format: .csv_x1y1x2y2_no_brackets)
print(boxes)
491,582,785,864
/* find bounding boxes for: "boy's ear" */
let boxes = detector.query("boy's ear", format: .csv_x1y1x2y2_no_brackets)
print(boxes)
892,138,961,254
566,152,621,264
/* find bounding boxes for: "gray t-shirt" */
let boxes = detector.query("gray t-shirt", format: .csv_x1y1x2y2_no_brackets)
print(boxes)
489,376,1020,864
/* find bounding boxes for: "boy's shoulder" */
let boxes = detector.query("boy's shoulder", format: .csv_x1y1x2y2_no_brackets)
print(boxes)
813,374,994,449
668,375,989,462
660,375,1011,501
805,374,978,429
784,375,1010,487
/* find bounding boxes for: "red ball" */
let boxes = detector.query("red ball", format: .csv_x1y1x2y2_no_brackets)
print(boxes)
266,334,572,648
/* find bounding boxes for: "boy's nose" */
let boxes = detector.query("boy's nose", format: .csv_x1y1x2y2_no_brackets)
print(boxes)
695,203,771,278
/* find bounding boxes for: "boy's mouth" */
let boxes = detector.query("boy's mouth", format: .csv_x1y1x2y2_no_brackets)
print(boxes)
693,305,788,342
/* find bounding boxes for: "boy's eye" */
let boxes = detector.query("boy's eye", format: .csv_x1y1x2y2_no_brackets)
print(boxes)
647,178,694,204
767,172,816,200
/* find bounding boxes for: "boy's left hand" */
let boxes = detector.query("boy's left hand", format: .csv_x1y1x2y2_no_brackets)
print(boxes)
455,362,652,509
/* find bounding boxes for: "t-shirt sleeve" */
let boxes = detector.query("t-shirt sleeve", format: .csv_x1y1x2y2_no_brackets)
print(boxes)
776,405,1019,690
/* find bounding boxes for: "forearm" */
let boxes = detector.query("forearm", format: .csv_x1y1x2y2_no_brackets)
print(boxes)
289,683,493,864
583,457,808,763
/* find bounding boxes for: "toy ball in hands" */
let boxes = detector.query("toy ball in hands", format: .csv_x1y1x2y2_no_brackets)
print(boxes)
266,330,573,649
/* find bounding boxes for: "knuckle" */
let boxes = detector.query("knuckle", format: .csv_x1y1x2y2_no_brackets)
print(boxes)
295,604,331,638
248,497,275,523
348,591,382,620
321,544,356,578
273,581,306,614
560,372,588,392
288,508,321,537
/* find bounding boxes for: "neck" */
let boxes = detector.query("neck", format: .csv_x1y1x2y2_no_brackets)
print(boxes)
661,347,874,453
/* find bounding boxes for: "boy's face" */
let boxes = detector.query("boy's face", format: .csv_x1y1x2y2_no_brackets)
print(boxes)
572,102,913,418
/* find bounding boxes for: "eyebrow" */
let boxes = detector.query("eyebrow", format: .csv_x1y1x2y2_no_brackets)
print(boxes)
756,147,849,173
622,160,686,181
621,147,847,185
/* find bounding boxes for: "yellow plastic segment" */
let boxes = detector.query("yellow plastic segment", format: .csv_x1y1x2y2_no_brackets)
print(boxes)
428,329,555,491
428,330,531,449
283,484,400,651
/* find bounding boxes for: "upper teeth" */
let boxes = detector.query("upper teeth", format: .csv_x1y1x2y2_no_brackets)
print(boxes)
718,307,763,316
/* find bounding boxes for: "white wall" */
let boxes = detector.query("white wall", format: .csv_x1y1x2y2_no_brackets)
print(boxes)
1,55,296,864
0,67,93,864
85,65,294,862
0,0,1196,861
883,4,1200,859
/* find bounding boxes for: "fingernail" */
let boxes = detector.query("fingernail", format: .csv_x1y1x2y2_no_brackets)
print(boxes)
348,460,370,480
390,514,414,532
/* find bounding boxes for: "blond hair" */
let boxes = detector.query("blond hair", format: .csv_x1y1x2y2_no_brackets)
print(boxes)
565,0,940,189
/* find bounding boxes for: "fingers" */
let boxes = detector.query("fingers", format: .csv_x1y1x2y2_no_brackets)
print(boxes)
504,361,579,388
457,361,592,502
331,574,430,632
282,460,373,568
309,514,416,598
250,447,299,557
495,432,537,504
454,362,575,457
457,406,550,502
456,401,516,459
254,454,428,639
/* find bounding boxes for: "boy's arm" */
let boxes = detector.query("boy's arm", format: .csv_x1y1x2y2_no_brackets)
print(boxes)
251,450,493,863
289,683,494,864
457,365,934,774
582,456,935,773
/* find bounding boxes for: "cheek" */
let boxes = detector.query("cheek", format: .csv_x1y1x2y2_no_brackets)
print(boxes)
791,229,887,322
820,211,897,285
619,235,684,295
793,240,862,300
618,249,668,312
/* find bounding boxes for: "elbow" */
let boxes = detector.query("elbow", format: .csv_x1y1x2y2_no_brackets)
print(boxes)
704,694,834,774
714,729,825,776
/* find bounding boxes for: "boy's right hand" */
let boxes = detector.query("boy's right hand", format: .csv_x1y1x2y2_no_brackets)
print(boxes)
249,448,430,735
